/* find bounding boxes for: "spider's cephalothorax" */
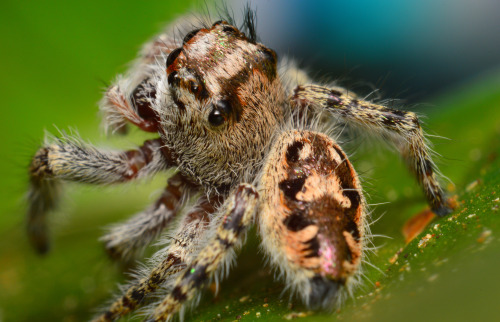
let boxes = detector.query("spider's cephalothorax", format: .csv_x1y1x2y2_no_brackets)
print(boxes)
26,10,452,321
157,20,285,192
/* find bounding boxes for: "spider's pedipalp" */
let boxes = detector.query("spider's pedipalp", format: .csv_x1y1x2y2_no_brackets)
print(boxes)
27,137,173,254
258,130,367,309
99,16,200,135
290,85,452,215
101,172,199,260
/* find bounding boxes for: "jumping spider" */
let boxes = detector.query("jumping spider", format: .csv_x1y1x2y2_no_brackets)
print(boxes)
27,9,451,321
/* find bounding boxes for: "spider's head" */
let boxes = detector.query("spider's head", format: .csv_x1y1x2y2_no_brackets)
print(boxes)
156,19,286,192
164,19,279,125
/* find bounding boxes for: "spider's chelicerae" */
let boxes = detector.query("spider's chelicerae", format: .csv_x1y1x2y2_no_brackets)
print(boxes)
27,10,452,322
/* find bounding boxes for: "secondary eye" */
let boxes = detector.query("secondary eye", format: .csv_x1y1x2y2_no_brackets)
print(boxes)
189,80,199,93
259,47,277,64
208,100,232,127
184,74,208,99
166,48,182,68
222,25,239,35
167,71,180,87
183,28,201,44
212,20,228,27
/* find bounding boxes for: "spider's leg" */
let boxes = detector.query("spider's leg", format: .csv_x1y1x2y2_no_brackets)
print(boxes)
259,130,367,309
93,197,219,322
290,85,452,215
27,137,175,254
148,184,258,322
101,172,199,260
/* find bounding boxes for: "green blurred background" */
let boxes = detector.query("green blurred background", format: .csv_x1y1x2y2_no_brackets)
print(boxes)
1,1,500,321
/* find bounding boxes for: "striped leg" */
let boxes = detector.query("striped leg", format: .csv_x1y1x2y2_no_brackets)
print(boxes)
93,197,219,322
147,184,259,322
291,85,452,215
27,137,173,254
101,172,199,260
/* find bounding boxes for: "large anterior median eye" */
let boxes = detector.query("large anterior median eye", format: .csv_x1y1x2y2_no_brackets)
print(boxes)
208,100,232,127
184,73,206,98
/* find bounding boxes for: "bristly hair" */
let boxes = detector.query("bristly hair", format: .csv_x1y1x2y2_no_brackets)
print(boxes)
241,4,257,43
214,1,235,26
214,2,257,43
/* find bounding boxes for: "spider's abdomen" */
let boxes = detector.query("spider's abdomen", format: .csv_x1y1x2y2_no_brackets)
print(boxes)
259,130,366,307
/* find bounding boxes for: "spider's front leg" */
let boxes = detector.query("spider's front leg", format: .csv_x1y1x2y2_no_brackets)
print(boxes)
27,137,174,253
148,184,259,322
94,196,220,322
291,85,452,215
101,172,199,260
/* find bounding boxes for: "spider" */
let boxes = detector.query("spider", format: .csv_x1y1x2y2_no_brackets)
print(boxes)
26,9,452,322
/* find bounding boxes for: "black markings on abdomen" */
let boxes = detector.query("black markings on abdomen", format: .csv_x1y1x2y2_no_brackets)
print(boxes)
279,177,306,200
304,236,320,258
285,141,304,163
343,190,361,212
283,211,312,232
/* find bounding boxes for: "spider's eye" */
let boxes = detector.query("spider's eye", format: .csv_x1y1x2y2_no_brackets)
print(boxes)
222,25,239,34
208,109,225,126
167,71,180,87
257,47,278,80
208,100,232,127
189,80,199,93
212,20,239,36
183,29,201,44
166,48,182,68
212,20,228,27
185,73,208,99
259,47,277,65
